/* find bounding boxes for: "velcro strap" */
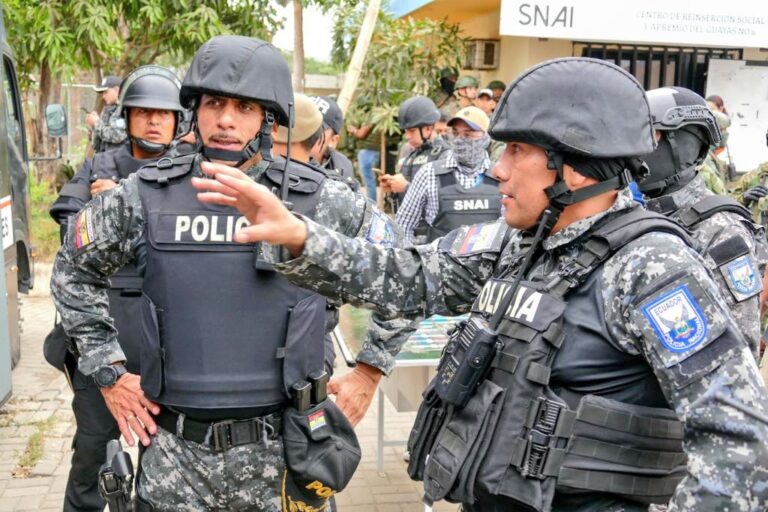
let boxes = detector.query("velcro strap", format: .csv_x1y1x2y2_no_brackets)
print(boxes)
542,447,567,476
566,436,687,471
553,409,577,438
440,427,465,454
509,437,528,467
108,275,143,290
557,466,683,500
526,362,551,385
424,459,452,487
542,323,564,348
491,351,519,373
709,235,750,266
577,400,684,440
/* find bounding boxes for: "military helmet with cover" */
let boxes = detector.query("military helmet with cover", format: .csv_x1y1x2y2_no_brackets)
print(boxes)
398,96,440,130
180,35,294,165
455,75,479,89
116,65,183,155
489,57,656,232
639,86,720,197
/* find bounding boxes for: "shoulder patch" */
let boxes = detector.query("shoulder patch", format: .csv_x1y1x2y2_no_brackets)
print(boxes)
447,221,506,256
365,210,395,247
73,206,97,251
722,254,762,300
641,284,709,354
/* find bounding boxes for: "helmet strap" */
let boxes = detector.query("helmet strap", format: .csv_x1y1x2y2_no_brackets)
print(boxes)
418,126,431,149
131,136,170,155
199,110,276,167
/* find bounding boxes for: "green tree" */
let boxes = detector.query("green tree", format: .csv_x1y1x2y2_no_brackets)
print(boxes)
3,0,283,179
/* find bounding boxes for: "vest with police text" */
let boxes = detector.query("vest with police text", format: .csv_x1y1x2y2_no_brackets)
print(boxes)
136,155,327,409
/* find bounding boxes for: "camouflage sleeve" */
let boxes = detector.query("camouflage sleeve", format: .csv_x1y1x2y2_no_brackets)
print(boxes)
730,167,762,204
697,162,727,195
49,174,145,376
273,219,506,320
603,233,768,510
92,108,127,145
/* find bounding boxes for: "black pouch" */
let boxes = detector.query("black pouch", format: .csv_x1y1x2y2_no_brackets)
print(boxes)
282,398,361,509
43,316,78,390
406,379,447,481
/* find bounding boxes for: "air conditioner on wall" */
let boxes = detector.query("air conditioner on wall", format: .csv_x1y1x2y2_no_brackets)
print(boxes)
465,39,500,70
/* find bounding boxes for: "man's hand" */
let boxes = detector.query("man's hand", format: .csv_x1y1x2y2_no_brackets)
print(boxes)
379,174,409,194
327,363,383,427
100,373,160,447
192,161,308,255
90,179,117,196
85,111,99,128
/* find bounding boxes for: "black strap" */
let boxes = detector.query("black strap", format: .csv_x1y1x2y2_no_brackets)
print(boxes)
156,408,282,451
59,182,91,202
677,195,754,229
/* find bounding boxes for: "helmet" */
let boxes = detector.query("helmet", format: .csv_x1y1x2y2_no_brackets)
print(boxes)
181,36,294,165
486,80,506,90
489,58,655,158
640,87,720,198
180,35,293,127
455,75,479,89
398,96,440,130
117,65,183,155
647,87,720,146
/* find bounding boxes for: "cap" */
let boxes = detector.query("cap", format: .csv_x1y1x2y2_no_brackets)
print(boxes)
477,88,494,99
448,106,489,132
309,96,344,134
275,94,323,143
486,80,506,90
93,75,121,92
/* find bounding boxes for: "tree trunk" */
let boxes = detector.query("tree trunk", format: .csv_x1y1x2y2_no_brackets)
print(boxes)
337,0,381,116
292,0,305,93
31,62,62,184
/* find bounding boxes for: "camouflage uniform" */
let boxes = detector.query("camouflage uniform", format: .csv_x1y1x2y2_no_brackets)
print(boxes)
437,94,461,118
268,187,768,510
50,153,402,511
92,104,128,153
731,161,768,227
646,174,768,360
696,152,728,195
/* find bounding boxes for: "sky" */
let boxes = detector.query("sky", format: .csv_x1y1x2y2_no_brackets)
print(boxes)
272,3,335,62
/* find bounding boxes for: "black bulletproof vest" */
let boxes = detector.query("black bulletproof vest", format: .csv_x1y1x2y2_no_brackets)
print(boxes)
393,143,447,210
411,208,693,510
136,156,327,409
427,169,501,242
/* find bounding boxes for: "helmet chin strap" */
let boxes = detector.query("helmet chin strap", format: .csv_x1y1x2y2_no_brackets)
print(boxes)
199,111,276,167
537,150,633,235
132,137,171,155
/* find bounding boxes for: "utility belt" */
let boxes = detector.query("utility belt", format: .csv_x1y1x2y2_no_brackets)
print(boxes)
156,408,283,452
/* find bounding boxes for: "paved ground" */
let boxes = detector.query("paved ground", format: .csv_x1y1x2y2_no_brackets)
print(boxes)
0,264,455,511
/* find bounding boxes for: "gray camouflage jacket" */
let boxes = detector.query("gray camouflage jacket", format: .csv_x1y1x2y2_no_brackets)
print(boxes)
271,188,768,510
647,175,768,361
50,154,403,376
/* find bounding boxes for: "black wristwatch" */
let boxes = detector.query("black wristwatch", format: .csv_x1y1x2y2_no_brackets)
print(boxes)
93,364,127,388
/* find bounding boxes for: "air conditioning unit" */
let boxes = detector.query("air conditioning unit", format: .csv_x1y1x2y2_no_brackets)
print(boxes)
465,39,500,70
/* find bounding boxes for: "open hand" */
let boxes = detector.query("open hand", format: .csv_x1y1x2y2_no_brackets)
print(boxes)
100,373,160,447
327,363,383,427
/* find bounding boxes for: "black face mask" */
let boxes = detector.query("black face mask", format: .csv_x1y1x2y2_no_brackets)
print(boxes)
440,77,455,96
637,127,707,198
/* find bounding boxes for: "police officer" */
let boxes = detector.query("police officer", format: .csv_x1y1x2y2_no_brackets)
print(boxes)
193,57,768,511
51,36,399,511
639,87,768,361
379,96,449,213
86,75,128,153
49,65,183,512
396,106,499,243
308,95,359,191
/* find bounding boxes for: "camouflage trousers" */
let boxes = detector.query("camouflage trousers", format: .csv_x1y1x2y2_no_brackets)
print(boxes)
136,426,285,511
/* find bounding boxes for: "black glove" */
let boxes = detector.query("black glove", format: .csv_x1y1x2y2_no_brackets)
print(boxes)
743,185,768,203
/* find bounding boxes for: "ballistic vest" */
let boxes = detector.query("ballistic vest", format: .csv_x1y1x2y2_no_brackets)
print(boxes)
408,207,693,510
51,143,151,373
136,155,327,409
393,142,447,212
426,169,501,242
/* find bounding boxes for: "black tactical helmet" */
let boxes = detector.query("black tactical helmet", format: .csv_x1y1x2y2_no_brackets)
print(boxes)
489,58,656,234
647,87,721,147
489,58,655,158
180,35,293,127
116,65,183,155
398,96,440,130
639,87,721,199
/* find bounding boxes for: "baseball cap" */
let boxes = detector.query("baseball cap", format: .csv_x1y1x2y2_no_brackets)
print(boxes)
93,75,121,92
309,96,344,135
274,93,323,143
448,106,489,132
477,88,494,99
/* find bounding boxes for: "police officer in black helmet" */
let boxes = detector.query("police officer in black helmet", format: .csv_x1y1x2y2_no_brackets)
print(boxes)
308,95,360,192
191,57,768,511
50,36,399,511
48,65,183,512
380,96,449,213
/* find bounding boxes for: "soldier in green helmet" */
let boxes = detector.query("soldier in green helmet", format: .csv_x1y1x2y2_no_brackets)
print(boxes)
697,110,733,194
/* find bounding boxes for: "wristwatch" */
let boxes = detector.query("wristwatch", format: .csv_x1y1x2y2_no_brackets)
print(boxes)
93,363,127,388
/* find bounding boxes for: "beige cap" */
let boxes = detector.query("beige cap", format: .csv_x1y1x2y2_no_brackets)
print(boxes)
448,106,490,132
274,93,323,143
